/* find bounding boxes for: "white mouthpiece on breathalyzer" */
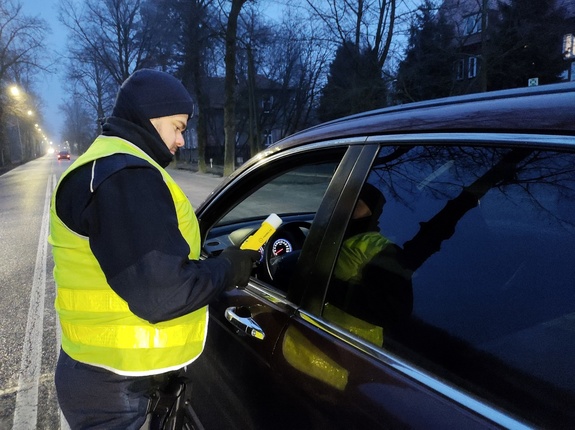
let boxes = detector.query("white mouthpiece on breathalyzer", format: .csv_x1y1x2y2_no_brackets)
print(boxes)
240,213,283,250
264,213,282,229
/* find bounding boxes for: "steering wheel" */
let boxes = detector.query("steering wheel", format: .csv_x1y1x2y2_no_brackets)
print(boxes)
261,221,311,284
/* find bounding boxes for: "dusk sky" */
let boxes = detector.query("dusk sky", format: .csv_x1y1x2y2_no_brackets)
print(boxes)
18,0,284,146
22,0,66,145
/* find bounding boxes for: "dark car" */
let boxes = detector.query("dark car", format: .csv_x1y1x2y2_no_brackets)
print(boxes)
188,83,575,429
57,150,70,160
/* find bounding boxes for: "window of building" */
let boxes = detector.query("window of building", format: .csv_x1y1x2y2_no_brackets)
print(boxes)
468,56,478,78
563,33,575,59
463,13,482,36
264,132,273,147
455,59,465,81
261,96,273,113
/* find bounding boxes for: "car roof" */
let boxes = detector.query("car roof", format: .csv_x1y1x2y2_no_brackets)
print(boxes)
277,82,575,148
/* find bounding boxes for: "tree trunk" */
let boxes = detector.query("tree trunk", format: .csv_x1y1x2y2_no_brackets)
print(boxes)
247,45,260,157
223,0,247,176
195,83,208,174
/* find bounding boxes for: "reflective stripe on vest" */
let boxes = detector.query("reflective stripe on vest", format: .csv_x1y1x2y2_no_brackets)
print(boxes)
49,136,206,376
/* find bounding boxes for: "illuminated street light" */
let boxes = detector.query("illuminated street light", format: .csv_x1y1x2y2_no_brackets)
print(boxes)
7,85,38,161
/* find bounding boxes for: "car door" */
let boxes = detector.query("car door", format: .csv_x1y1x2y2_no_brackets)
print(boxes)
190,133,575,429
188,144,355,429
270,136,575,429
189,140,500,429
266,141,511,429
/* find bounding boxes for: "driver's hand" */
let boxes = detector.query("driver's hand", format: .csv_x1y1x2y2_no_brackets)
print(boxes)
219,246,261,288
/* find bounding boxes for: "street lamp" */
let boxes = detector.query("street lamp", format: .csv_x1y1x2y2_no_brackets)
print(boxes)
7,85,25,161
7,85,39,161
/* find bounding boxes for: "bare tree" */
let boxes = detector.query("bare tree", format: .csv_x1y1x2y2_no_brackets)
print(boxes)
245,6,331,137
235,5,274,157
174,0,219,174
223,3,332,161
0,0,50,165
62,50,115,145
59,0,169,86
223,0,250,176
59,95,94,154
304,0,402,71
58,0,177,149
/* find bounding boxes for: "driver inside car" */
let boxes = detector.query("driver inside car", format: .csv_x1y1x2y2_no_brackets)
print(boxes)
325,183,413,346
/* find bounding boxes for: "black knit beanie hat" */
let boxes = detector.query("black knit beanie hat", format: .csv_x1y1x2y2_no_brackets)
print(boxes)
112,69,195,122
346,183,386,237
359,182,386,219
107,69,195,167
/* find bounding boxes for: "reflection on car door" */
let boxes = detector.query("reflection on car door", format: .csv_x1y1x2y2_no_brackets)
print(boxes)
265,143,508,429
289,141,575,428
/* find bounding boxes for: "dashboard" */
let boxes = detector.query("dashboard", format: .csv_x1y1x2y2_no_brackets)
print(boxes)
203,216,313,290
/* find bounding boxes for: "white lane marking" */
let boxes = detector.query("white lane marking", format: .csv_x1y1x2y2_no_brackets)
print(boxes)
51,174,61,357
0,374,54,396
12,175,52,429
50,173,71,430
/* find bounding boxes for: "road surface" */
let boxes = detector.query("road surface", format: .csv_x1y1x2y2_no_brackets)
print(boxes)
0,154,223,429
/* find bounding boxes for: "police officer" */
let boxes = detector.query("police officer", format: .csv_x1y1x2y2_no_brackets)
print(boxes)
49,69,259,429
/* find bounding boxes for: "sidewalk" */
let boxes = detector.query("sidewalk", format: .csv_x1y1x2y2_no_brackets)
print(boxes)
171,159,224,177
0,162,21,176
166,161,227,208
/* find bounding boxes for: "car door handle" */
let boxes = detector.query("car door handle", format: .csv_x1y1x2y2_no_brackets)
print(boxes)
225,307,265,340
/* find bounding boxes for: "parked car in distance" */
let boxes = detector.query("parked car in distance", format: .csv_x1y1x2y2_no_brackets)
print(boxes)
188,82,575,429
57,150,70,161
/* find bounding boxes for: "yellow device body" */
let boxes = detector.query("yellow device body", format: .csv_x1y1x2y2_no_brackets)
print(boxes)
240,213,283,250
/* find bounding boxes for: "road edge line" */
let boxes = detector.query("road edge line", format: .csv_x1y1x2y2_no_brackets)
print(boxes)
12,175,51,429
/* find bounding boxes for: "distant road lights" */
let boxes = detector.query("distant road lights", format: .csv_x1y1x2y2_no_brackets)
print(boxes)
8,85,24,157
9,85,20,97
6,85,45,161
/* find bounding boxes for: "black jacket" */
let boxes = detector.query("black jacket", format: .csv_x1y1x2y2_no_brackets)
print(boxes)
55,118,231,323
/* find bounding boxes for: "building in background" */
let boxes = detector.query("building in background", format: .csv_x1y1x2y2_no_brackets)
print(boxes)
438,0,575,92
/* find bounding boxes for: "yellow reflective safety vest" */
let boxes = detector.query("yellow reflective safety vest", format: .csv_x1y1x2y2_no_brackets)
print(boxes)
49,136,207,376
333,231,391,283
328,231,391,347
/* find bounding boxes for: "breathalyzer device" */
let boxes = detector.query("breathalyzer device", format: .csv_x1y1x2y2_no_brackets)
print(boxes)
240,213,283,250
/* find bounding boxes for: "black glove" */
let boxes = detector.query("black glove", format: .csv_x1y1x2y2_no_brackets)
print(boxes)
219,246,260,288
